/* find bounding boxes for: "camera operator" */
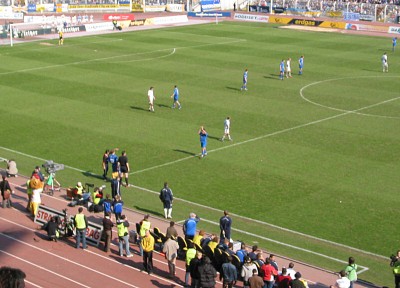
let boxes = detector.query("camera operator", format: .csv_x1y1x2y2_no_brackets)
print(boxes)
390,250,400,288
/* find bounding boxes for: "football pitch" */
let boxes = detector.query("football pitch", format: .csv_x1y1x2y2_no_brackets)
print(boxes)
0,21,399,286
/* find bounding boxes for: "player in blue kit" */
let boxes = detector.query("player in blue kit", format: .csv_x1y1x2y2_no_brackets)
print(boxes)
170,85,181,109
241,69,248,91
107,149,119,179
298,55,304,75
279,60,285,80
198,126,208,158
393,37,397,52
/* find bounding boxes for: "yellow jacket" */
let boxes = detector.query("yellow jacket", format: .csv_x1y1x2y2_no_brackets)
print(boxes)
141,234,155,252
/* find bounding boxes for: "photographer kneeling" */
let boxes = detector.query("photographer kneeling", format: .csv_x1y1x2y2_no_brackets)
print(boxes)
391,250,400,288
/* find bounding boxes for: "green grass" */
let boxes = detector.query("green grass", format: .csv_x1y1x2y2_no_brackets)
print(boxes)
1,21,399,286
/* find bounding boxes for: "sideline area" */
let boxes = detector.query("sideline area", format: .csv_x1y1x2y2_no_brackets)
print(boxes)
0,170,376,288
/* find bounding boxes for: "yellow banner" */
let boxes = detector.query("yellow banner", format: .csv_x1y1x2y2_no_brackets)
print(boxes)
69,4,118,8
326,11,342,17
319,21,346,29
269,16,291,24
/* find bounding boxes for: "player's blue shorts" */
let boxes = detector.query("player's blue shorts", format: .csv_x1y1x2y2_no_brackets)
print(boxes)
299,65,303,69
174,96,179,101
200,141,207,148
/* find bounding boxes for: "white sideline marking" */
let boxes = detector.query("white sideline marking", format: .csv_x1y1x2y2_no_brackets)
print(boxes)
0,231,140,288
1,96,397,262
109,48,176,63
0,217,184,287
0,249,91,288
0,39,245,76
300,76,400,119
130,95,400,176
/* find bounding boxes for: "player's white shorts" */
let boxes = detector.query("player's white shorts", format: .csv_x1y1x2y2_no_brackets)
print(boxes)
224,128,230,134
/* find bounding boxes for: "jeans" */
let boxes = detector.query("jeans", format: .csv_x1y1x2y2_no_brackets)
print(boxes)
76,229,87,249
264,280,274,288
104,230,112,252
119,235,131,256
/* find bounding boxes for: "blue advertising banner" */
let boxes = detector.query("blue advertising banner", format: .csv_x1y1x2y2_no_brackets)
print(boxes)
188,11,231,17
200,0,220,11
27,3,37,12
344,12,360,21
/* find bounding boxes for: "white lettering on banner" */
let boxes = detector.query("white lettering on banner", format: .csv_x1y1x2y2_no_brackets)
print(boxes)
34,205,103,246
234,13,269,22
0,12,23,19
166,4,184,12
152,15,188,25
389,26,400,34
85,21,114,32
144,5,166,12
59,26,81,33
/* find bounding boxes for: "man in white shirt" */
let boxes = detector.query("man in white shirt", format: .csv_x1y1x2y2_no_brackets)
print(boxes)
148,87,155,112
286,58,292,78
335,270,351,288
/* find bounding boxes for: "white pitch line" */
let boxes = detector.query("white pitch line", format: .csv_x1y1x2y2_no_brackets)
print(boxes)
130,95,400,175
109,48,176,64
0,231,140,288
0,249,91,288
1,97,397,262
0,39,245,76
300,75,400,119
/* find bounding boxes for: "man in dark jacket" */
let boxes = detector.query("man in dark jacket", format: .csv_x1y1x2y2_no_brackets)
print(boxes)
198,256,217,288
220,256,237,288
159,182,173,219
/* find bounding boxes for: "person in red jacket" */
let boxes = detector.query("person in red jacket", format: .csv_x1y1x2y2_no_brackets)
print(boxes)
276,267,292,288
260,258,278,288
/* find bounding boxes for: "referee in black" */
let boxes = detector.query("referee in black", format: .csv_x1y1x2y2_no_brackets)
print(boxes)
118,151,130,187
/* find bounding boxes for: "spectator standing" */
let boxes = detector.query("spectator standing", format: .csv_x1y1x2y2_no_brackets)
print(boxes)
141,229,155,274
6,160,18,177
261,258,278,288
189,249,202,288
74,207,88,249
248,268,264,288
139,214,151,256
220,255,237,288
290,272,306,288
113,195,123,221
102,212,114,252
344,257,357,288
286,262,296,279
236,242,248,263
159,182,173,219
183,212,200,241
276,267,291,288
117,215,132,257
103,194,113,217
118,150,130,187
335,270,350,288
0,175,13,209
199,256,217,288
102,149,109,180
219,210,232,242
269,254,279,271
241,256,258,288
111,173,121,198
26,179,32,212
165,221,178,239
163,236,179,279
391,250,400,288
248,245,259,261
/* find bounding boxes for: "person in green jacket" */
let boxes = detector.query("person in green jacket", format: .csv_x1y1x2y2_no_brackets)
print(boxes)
344,257,357,288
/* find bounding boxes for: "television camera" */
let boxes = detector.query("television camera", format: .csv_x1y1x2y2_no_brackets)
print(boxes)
42,160,65,174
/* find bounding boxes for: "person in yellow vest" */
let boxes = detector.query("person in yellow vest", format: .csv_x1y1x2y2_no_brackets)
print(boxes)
185,241,197,287
141,229,155,274
26,179,32,212
58,30,63,46
139,214,151,256
74,207,88,249
117,215,132,257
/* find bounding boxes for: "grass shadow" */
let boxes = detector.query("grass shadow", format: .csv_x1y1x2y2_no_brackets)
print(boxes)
173,149,196,156
226,86,241,91
130,106,148,112
133,206,163,218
